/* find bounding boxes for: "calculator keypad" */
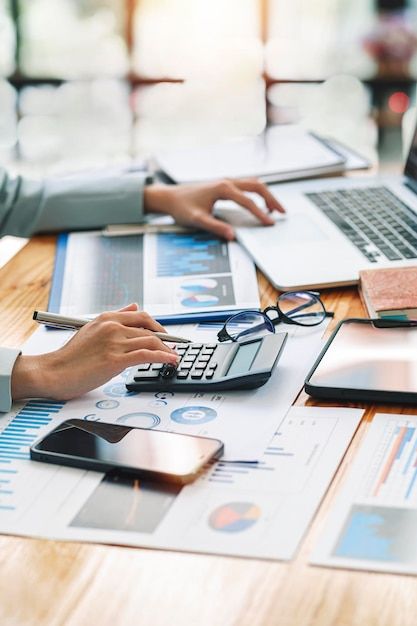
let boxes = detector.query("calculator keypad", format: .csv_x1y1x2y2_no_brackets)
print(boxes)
133,343,220,383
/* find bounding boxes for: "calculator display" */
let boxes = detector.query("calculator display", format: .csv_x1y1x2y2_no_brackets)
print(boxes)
226,340,261,376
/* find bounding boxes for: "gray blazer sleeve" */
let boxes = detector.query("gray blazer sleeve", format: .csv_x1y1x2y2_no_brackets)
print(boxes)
0,166,147,237
0,166,148,410
0,347,21,413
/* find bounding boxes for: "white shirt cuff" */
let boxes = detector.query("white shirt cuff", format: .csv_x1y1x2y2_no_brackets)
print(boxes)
0,347,21,413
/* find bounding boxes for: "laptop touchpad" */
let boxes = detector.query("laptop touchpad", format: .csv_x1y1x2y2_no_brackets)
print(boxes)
239,214,328,244
276,214,328,242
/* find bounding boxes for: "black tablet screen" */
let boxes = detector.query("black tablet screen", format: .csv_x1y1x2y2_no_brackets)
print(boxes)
309,321,417,394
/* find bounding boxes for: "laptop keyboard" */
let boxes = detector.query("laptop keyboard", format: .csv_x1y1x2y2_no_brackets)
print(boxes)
306,186,417,262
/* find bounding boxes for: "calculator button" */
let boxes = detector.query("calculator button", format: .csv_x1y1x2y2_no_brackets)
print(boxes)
183,356,196,363
208,362,218,370
194,363,206,370
206,344,217,349
176,371,189,379
205,371,215,379
198,355,210,362
134,371,160,380
191,371,204,379
151,364,164,371
191,344,203,349
136,363,151,371
179,362,192,370
161,364,177,379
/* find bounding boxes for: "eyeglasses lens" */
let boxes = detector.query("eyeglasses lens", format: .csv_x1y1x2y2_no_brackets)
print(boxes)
278,291,326,326
225,311,275,341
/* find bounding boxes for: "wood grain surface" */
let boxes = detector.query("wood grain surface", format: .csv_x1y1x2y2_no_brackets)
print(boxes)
1,236,417,626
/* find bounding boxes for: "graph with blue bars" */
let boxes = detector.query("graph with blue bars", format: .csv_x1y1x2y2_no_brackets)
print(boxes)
0,400,65,511
156,233,230,277
333,504,417,563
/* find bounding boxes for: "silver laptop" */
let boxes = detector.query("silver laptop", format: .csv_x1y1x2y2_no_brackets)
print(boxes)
219,123,417,290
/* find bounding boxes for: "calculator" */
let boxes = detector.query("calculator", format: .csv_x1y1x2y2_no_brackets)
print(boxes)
125,333,288,392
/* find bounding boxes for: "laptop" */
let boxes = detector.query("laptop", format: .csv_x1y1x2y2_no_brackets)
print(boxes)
218,122,417,291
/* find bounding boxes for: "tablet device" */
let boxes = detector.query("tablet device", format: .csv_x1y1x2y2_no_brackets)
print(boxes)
305,318,417,404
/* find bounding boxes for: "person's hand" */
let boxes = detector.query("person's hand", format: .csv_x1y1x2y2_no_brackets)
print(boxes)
144,179,285,240
11,304,179,402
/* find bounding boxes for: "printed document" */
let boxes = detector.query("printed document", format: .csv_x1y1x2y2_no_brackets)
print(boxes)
56,231,259,318
0,404,362,560
0,320,353,560
20,319,329,462
311,413,417,574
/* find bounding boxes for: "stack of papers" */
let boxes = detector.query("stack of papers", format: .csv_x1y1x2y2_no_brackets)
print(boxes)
155,125,350,184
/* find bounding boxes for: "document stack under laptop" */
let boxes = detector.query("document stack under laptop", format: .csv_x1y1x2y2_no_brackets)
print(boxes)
155,124,369,185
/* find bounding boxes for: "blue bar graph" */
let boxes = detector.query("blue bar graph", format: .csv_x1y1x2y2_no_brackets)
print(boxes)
157,233,230,277
0,401,65,460
208,461,273,485
0,400,65,511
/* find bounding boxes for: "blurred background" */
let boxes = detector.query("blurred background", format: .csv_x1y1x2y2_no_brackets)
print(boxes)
1,0,417,177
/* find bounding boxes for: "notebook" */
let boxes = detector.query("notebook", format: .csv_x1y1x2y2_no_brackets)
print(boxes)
359,266,417,320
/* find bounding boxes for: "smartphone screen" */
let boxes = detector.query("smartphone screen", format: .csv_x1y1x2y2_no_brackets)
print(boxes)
31,419,223,483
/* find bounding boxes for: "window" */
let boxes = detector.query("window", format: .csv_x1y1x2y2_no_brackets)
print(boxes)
2,0,416,172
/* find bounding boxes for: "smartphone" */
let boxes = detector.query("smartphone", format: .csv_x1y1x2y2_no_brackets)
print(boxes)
30,419,224,485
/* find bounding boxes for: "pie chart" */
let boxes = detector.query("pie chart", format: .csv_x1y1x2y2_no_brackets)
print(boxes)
170,406,217,425
117,412,161,429
208,502,261,533
181,278,218,292
181,294,219,308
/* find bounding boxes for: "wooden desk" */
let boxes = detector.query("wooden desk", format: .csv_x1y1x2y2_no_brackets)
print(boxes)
1,236,417,626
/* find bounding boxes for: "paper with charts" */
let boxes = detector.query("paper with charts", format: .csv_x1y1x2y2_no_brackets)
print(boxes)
18,317,330,463
0,400,362,560
58,231,259,317
311,413,417,574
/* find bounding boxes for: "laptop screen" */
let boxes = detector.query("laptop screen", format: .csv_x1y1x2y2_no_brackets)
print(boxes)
404,121,417,187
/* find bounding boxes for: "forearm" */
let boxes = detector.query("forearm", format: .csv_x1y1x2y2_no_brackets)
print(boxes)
143,184,175,215
0,167,148,237
10,353,59,403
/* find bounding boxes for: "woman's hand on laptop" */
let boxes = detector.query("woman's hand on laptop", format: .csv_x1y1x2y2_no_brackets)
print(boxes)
144,179,285,240
11,304,179,402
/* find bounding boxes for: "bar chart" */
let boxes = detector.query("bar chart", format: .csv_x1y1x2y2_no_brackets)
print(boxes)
0,400,65,512
156,233,230,277
312,414,417,574
365,421,417,503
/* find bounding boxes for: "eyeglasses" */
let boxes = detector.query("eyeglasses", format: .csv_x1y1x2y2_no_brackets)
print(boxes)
217,291,334,343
